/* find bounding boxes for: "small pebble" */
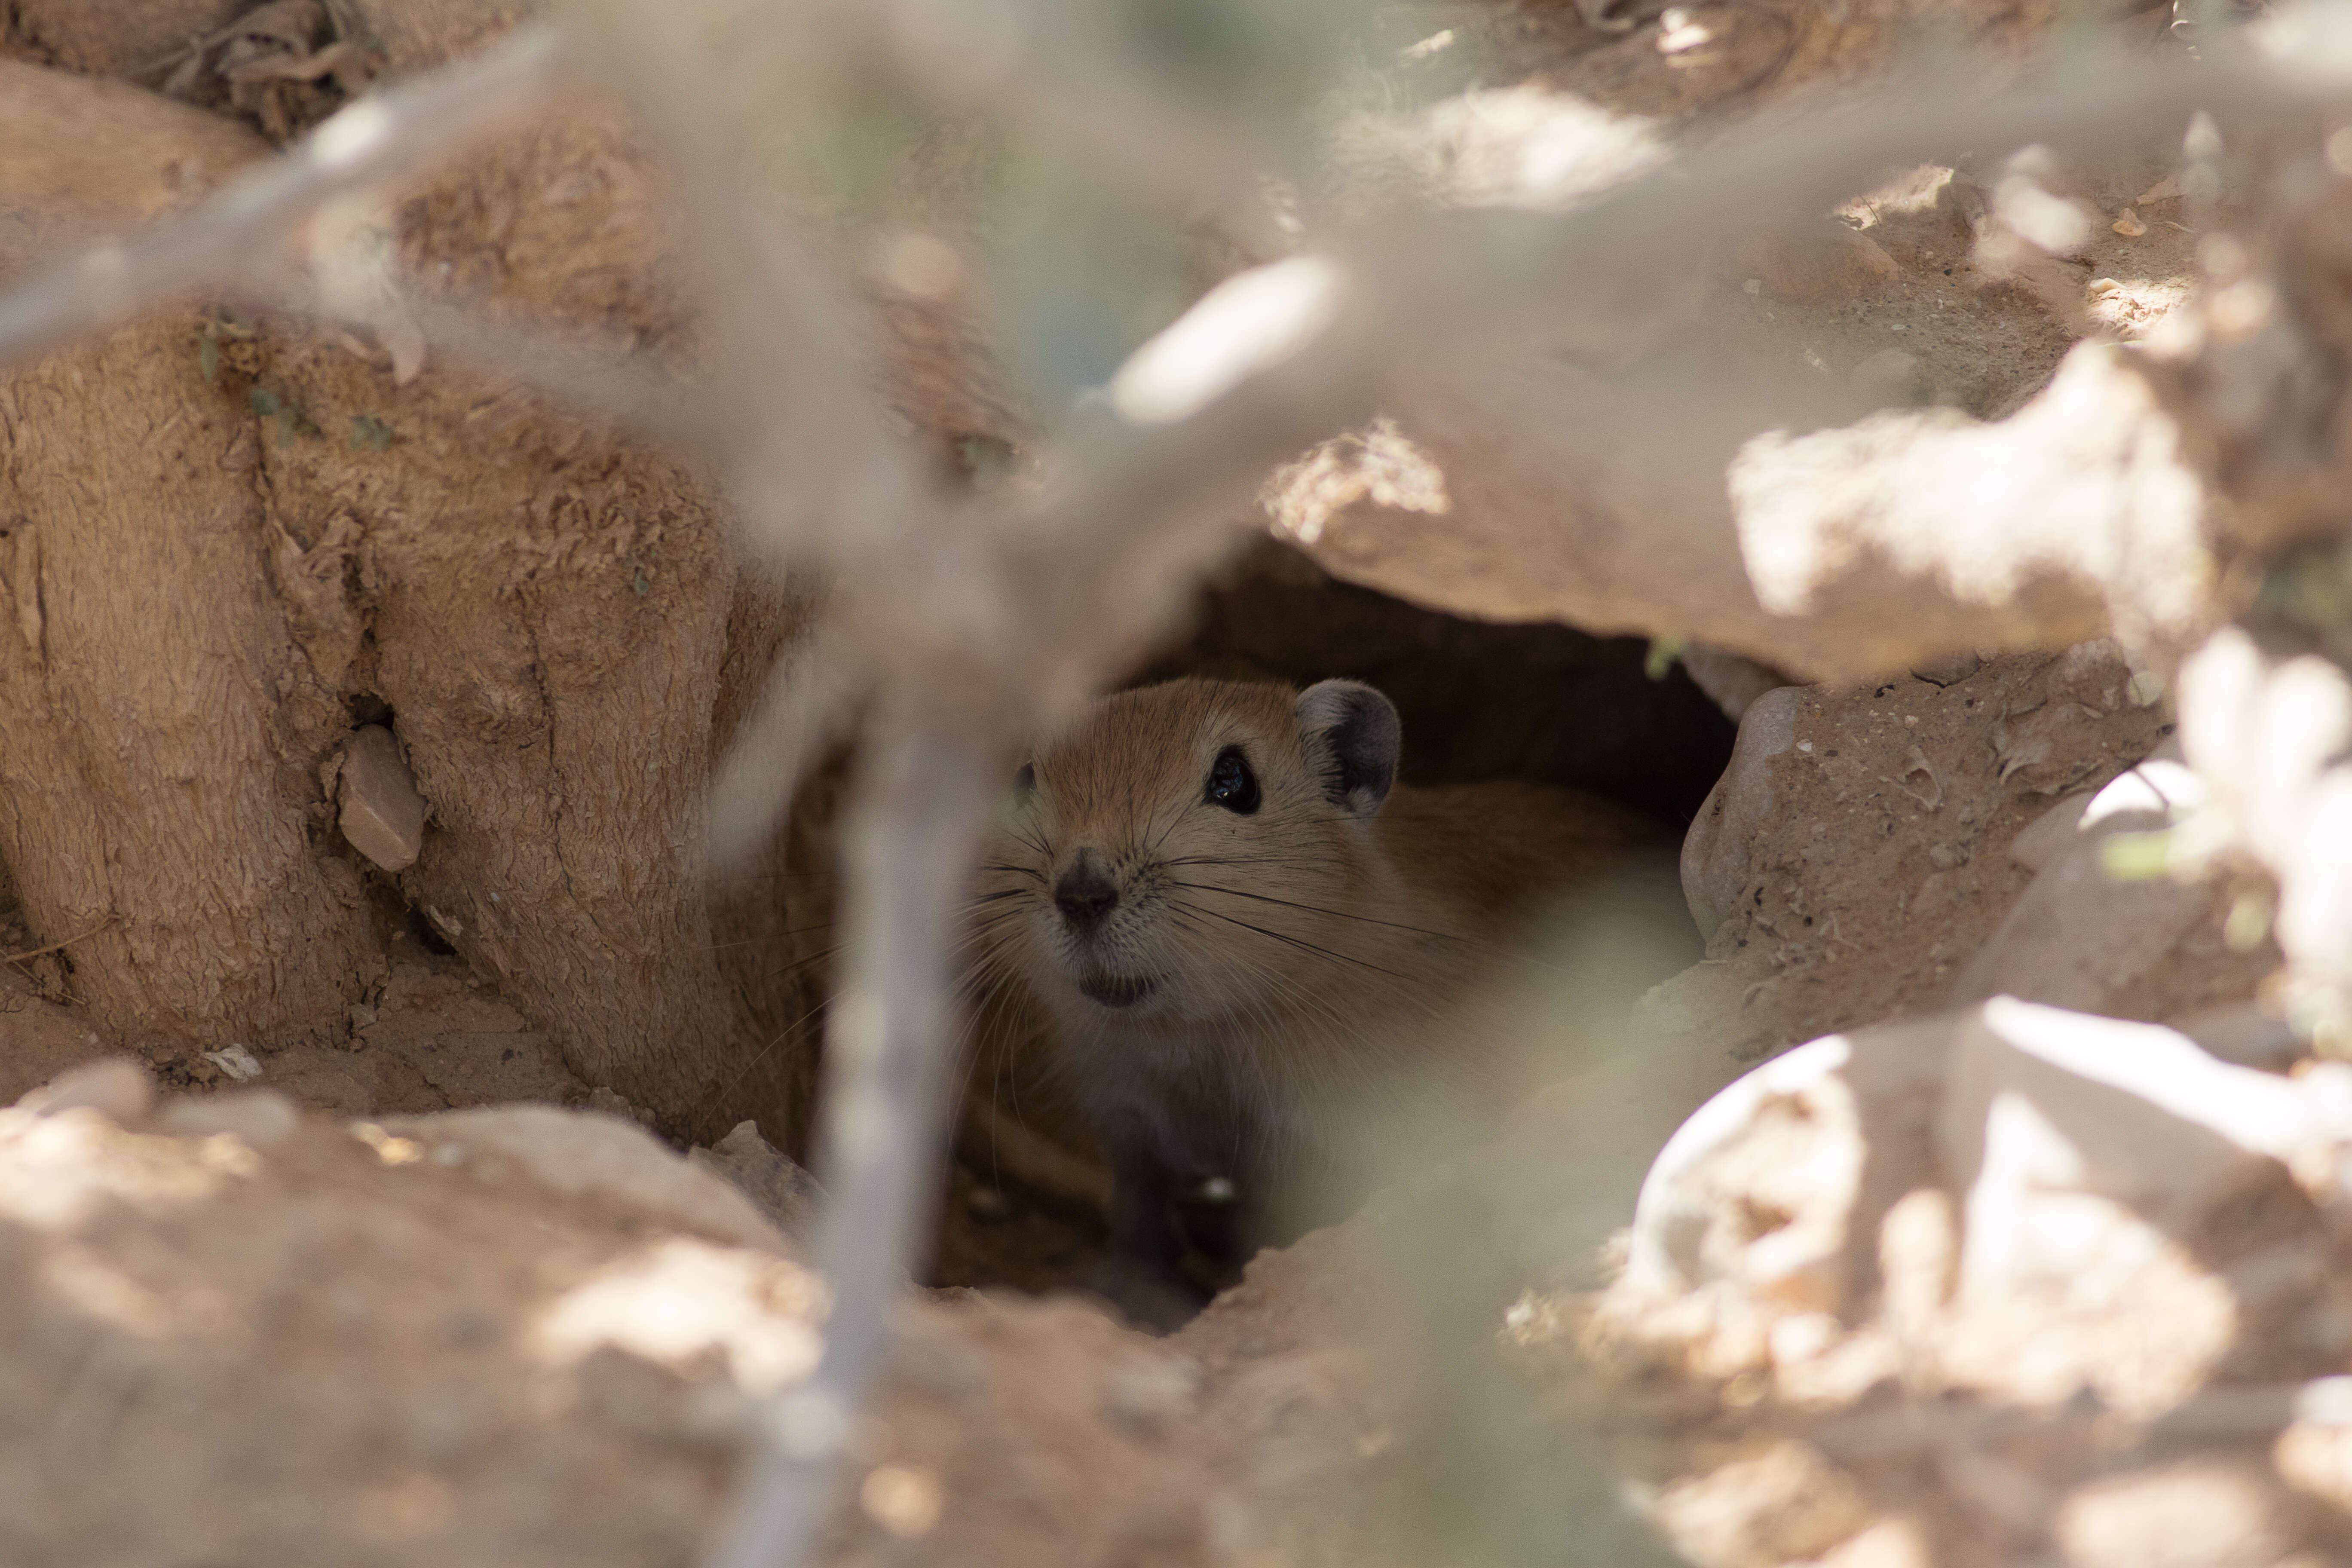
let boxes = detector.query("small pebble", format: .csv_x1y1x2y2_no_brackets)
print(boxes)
2113,207,2147,237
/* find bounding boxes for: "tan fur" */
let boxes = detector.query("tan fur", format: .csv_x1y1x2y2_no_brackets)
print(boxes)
968,676,1656,1321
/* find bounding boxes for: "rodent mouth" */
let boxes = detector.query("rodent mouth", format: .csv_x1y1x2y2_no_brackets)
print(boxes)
1077,971,1157,1008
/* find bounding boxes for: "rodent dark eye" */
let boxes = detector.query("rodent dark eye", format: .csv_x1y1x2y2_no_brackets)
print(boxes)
1204,747,1260,815
1014,763,1036,797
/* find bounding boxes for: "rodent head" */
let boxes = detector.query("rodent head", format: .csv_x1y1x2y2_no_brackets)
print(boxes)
975,677,1404,1033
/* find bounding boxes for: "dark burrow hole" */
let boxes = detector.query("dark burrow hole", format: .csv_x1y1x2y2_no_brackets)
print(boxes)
925,540,1740,1301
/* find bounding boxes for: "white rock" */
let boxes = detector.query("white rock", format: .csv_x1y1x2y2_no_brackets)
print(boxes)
1949,741,2209,1013
1936,998,2352,1297
1623,1014,1955,1302
1628,997,2352,1309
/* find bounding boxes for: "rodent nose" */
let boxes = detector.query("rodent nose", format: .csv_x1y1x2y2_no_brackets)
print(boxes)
1053,853,1120,933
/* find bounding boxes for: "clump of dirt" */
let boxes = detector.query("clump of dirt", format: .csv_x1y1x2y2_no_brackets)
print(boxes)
0,1066,1448,1568
1655,644,2186,1065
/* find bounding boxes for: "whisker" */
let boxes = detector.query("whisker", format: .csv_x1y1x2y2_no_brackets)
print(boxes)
1167,900,1423,984
692,990,832,1133
1164,882,1470,944
756,941,845,987
706,869,843,887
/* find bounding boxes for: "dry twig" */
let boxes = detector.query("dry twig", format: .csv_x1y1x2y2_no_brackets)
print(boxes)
1,920,113,966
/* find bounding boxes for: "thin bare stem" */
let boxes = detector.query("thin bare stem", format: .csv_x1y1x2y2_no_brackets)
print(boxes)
2,920,113,966
702,719,996,1568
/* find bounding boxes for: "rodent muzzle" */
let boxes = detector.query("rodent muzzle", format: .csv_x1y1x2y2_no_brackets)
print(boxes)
1051,850,1120,935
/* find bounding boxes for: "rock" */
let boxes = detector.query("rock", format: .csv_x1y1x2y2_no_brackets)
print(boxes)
1663,649,2171,1066
157,1087,300,1147
15,1055,153,1122
0,1091,1280,1568
1269,342,2205,684
1625,996,2352,1358
337,723,428,873
1936,999,2352,1301
1623,1015,1955,1306
1947,747,2218,1013
688,1120,824,1246
1679,686,1801,941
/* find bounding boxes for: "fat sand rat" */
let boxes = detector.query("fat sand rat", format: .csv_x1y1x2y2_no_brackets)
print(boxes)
969,676,1664,1327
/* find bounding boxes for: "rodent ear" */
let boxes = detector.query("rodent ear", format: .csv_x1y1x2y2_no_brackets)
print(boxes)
1294,680,1400,819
